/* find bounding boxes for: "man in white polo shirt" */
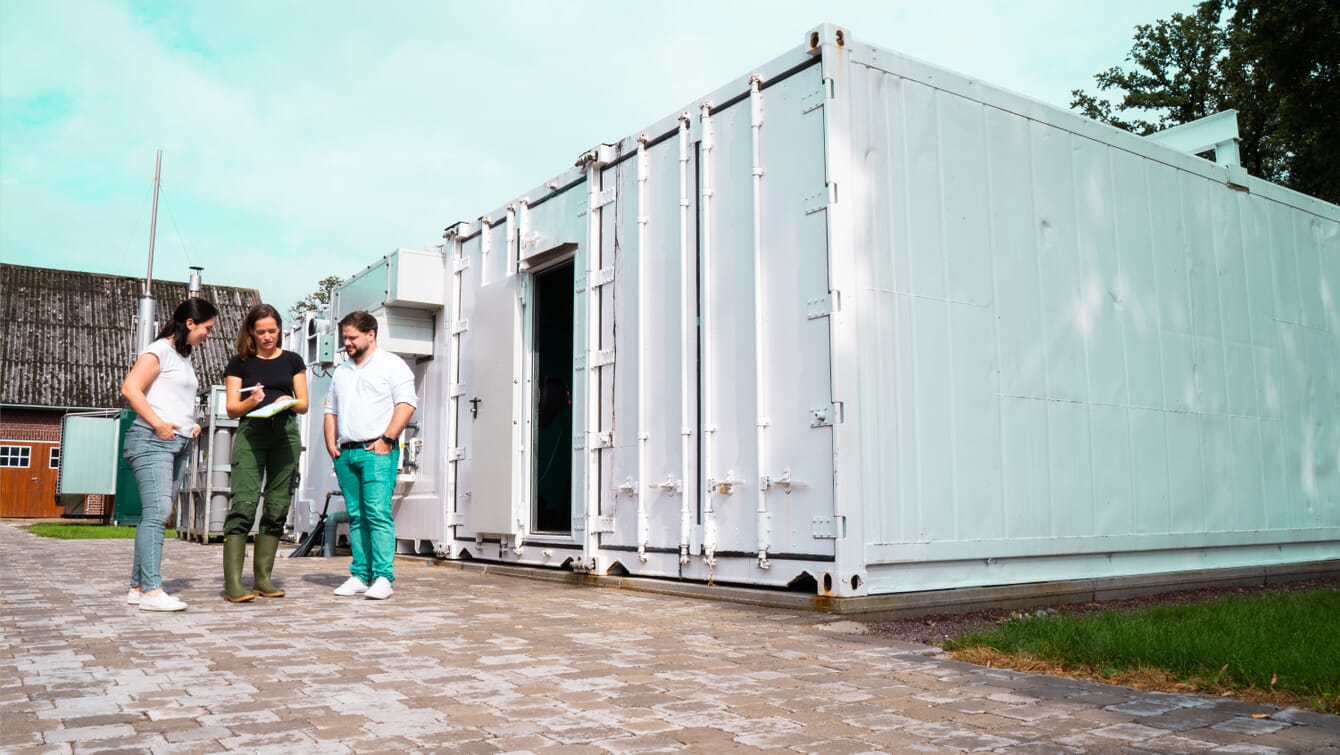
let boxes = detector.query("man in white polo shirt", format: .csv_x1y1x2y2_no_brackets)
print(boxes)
324,310,417,600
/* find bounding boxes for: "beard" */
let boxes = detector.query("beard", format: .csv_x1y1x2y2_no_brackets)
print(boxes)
347,343,368,361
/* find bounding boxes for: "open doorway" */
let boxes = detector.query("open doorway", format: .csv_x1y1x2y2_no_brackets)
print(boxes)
531,260,574,533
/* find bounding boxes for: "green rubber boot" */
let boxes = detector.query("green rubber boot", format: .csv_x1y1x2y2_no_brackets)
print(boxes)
223,535,256,603
252,534,285,598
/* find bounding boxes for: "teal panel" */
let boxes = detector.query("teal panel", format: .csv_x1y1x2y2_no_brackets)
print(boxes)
1129,408,1171,533
950,302,1002,541
336,256,390,316
1164,412,1203,532
1090,404,1133,537
1047,401,1092,537
913,296,953,541
113,410,142,526
57,415,120,495
1001,397,1049,538
1199,414,1234,531
1229,416,1266,530
1032,124,1086,404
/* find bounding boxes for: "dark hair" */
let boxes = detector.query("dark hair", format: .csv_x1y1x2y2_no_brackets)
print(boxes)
156,298,218,357
338,310,378,336
234,304,284,359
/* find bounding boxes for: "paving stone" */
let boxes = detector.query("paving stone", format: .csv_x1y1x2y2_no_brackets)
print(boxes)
3,524,1334,755
42,725,137,744
994,744,1085,754
1210,716,1291,735
1088,722,1173,742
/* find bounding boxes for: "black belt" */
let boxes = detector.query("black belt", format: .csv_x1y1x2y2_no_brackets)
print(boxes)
339,439,379,450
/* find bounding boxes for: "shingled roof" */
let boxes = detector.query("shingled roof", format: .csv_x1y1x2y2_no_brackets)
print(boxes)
1,264,261,409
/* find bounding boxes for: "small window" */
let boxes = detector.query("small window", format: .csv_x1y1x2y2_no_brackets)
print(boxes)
50,447,61,469
0,445,31,468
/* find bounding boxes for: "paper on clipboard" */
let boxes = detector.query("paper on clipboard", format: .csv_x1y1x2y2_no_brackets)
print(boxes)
246,398,298,418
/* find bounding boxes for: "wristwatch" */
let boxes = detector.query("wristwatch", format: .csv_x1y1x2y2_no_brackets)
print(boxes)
380,435,396,447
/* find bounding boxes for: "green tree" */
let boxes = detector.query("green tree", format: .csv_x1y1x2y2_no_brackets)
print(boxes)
1071,0,1338,205
289,275,344,319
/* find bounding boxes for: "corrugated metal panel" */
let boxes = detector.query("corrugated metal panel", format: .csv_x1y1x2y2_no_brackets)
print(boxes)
0,264,260,409
845,47,1340,592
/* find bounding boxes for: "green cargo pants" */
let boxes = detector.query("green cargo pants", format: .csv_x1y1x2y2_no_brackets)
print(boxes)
226,413,302,537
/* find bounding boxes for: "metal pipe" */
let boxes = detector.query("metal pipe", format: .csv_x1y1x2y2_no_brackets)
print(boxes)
676,113,694,567
187,266,203,297
699,101,718,570
635,134,651,560
135,150,163,356
144,150,161,296
749,76,772,569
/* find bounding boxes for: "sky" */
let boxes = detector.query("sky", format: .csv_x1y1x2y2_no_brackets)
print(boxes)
0,0,1196,314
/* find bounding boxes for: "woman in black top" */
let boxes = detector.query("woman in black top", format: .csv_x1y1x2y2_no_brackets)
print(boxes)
221,304,308,602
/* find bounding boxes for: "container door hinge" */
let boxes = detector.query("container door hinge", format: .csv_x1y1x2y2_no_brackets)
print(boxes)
806,294,832,320
448,447,467,461
447,512,465,526
592,266,616,288
593,187,616,209
594,515,616,533
812,515,845,539
804,190,827,215
801,88,826,114
451,319,469,334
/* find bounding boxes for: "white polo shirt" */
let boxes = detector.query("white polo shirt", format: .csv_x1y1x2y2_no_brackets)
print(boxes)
325,347,417,444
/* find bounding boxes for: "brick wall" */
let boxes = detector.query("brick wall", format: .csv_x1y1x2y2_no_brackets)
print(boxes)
0,409,62,442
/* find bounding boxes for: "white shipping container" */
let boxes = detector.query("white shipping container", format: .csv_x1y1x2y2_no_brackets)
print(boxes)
294,24,1339,598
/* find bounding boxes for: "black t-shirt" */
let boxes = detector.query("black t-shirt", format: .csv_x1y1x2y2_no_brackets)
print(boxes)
224,350,306,409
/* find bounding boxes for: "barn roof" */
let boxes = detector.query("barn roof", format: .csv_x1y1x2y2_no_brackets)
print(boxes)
0,264,261,409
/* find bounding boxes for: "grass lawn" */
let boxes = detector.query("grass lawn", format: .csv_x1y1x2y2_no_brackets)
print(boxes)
27,522,176,539
946,587,1340,714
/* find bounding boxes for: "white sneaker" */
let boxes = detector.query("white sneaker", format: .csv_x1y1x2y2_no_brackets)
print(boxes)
364,577,393,600
333,576,369,596
139,592,187,612
127,590,141,605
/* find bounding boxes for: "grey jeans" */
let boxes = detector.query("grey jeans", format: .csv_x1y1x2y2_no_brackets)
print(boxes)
123,424,190,591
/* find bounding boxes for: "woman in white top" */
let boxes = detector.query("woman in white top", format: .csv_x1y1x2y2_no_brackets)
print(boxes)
119,298,218,612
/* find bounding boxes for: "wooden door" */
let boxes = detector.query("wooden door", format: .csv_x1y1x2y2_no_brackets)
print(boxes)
0,442,63,518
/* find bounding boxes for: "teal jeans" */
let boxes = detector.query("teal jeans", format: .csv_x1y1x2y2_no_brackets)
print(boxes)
332,445,398,583
226,414,301,537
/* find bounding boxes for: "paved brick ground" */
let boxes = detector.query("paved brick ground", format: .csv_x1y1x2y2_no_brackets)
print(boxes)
3,523,1337,753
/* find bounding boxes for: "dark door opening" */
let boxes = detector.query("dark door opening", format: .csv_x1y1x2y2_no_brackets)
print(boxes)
532,261,574,533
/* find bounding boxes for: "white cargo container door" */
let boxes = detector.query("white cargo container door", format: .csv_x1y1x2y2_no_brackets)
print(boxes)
602,134,694,567
450,233,483,547
755,64,836,562
699,63,836,568
469,276,519,534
